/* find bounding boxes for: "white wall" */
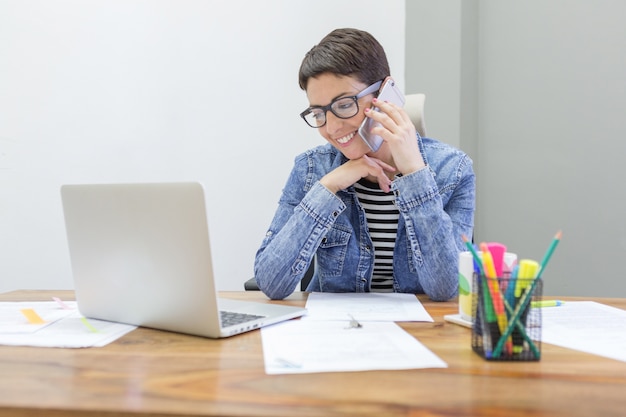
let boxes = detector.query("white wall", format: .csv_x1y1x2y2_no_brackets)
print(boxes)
0,0,406,292
406,1,626,297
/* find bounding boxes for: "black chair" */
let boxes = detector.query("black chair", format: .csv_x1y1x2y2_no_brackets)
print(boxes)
244,261,314,291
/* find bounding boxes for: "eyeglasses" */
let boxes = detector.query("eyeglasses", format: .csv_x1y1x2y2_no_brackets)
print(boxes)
300,80,382,128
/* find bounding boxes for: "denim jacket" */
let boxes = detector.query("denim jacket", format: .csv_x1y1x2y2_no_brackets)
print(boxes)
254,134,475,300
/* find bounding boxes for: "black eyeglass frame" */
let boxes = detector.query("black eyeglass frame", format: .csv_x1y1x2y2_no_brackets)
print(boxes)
299,80,383,128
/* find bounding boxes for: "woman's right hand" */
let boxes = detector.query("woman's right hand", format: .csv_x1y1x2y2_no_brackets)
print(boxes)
319,155,396,194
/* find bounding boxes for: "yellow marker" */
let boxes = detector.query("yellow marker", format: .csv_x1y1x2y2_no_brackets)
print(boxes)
531,300,564,308
515,260,539,297
480,243,497,279
20,308,46,324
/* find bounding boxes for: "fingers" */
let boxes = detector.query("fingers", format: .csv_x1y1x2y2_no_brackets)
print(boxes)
320,156,396,194
365,154,396,173
377,176,392,193
368,98,410,128
360,155,393,192
365,99,425,175
365,101,413,142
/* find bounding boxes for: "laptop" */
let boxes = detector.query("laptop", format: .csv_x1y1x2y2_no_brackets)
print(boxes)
60,182,306,338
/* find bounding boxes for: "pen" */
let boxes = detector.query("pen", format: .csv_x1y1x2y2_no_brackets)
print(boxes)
531,300,564,308
347,314,363,329
466,242,498,355
477,274,496,357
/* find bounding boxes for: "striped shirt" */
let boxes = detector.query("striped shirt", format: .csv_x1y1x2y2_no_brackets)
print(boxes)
354,178,399,292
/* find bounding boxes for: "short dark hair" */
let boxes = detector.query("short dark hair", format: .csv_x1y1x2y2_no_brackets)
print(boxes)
298,28,390,91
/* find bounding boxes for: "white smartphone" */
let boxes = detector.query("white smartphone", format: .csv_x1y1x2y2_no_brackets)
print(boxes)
358,77,406,152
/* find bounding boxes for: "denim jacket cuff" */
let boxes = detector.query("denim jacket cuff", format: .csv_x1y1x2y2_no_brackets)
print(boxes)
391,167,439,211
299,181,346,228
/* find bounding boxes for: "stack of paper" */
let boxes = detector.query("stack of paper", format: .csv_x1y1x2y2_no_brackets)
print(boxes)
261,293,447,374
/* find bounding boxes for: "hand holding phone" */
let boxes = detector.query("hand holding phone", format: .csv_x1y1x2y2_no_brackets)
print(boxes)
358,77,405,152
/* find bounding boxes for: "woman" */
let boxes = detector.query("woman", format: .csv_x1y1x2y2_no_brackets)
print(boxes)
254,28,475,300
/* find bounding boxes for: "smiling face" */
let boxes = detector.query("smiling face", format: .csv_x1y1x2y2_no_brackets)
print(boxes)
305,73,379,160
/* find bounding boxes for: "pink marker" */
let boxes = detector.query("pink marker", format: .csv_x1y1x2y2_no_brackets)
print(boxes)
486,242,506,277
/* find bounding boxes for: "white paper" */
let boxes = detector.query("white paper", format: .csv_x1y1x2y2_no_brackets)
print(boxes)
262,319,447,374
0,301,137,348
540,301,626,362
303,292,433,322
0,301,75,333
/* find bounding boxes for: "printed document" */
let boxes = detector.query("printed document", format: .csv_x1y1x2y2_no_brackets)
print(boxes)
303,292,433,322
541,301,626,362
262,319,447,374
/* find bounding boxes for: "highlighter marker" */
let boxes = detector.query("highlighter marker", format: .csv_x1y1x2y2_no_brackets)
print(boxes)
486,242,506,277
531,300,563,308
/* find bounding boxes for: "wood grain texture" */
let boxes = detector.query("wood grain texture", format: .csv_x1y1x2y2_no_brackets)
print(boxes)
1,290,625,417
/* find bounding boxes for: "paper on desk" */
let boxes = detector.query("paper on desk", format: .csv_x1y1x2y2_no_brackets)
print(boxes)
303,292,433,322
540,301,626,362
261,319,447,374
0,301,75,333
0,301,136,348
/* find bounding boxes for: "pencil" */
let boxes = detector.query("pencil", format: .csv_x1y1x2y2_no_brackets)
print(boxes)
536,230,562,279
462,235,484,276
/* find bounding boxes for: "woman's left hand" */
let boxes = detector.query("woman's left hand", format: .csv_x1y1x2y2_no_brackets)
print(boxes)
366,98,426,175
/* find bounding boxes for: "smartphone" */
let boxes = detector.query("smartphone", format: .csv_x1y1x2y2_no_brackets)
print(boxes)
358,77,406,152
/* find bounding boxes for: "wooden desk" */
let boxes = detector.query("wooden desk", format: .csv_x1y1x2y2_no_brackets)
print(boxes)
1,290,625,417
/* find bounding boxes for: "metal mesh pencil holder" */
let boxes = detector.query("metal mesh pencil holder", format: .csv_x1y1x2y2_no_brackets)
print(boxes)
471,274,542,361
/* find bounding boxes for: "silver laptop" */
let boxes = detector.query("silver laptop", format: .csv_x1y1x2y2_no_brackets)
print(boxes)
60,182,306,338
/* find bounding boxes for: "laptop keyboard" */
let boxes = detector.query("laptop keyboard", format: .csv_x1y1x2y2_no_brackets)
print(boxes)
220,310,265,327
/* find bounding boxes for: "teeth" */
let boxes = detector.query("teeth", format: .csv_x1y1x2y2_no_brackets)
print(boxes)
336,131,356,144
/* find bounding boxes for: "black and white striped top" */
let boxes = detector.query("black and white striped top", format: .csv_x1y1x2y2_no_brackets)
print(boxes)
354,178,399,292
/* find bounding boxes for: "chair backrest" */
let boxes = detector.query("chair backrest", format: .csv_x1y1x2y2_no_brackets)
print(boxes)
404,93,427,137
